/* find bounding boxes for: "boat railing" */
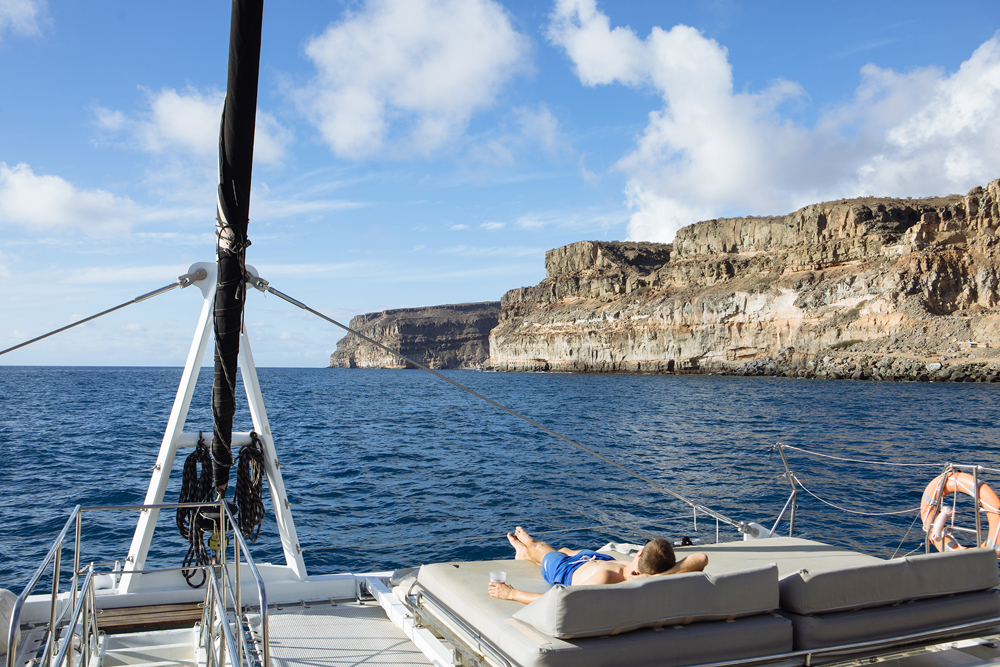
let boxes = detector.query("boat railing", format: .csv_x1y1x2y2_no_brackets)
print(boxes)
6,505,81,667
6,502,269,667
200,571,243,667
49,565,100,667
212,501,269,667
923,462,994,553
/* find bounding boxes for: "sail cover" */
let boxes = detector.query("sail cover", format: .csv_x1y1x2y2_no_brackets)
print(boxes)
213,0,263,493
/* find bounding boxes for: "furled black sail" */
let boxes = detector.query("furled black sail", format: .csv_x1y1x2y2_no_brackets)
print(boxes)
213,0,264,495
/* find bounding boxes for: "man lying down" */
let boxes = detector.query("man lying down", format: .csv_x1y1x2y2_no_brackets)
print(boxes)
489,526,709,604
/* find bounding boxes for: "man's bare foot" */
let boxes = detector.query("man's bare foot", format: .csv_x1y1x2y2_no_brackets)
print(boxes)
506,532,529,560
514,526,540,548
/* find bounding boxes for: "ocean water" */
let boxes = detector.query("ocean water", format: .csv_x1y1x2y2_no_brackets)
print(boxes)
1,366,998,592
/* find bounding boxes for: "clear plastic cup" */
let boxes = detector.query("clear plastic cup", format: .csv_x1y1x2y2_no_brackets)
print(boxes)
490,570,506,584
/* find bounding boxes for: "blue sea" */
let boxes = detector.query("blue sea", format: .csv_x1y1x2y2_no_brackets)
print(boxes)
1,366,998,592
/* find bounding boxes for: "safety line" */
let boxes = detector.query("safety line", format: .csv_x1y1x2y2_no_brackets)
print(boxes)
0,466,158,508
0,269,206,357
793,474,921,516
781,444,947,468
246,273,745,533
299,524,633,553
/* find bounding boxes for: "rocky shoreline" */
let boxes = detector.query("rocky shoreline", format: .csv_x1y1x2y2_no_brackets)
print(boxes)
333,180,1000,381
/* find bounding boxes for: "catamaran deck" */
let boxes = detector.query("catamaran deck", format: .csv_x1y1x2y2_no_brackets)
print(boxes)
262,602,433,667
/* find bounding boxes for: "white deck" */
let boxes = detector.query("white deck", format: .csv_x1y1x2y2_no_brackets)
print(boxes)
265,602,433,667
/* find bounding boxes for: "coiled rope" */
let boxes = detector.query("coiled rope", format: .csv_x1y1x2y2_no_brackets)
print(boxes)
234,431,265,541
177,432,214,588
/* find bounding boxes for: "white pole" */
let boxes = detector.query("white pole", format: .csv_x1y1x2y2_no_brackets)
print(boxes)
119,263,217,593
237,332,308,579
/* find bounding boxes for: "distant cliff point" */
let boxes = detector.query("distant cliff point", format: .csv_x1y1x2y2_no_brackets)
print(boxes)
489,179,1000,381
329,302,500,370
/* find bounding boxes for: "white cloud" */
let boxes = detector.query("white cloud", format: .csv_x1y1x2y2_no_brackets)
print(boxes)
840,39,1000,196
251,194,366,220
0,0,45,38
70,265,190,284
467,104,564,165
514,207,627,232
450,223,469,230
295,0,529,158
481,221,505,231
99,87,292,166
549,1,1000,243
0,249,13,278
0,162,143,234
439,244,541,257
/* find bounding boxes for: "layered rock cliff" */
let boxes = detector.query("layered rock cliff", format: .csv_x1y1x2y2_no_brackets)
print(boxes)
489,180,1000,380
329,302,500,370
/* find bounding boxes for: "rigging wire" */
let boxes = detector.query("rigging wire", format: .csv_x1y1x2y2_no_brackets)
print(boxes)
299,523,646,553
780,444,947,468
0,466,156,508
0,269,206,358
245,274,746,533
793,474,921,516
890,512,923,559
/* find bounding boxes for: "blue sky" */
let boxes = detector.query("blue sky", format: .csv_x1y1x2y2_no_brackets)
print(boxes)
1,0,998,367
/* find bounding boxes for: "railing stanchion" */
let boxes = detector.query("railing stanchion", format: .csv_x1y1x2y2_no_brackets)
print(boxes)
72,510,81,616
47,542,61,667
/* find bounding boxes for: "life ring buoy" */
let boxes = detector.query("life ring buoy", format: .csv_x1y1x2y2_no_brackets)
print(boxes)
920,472,1000,554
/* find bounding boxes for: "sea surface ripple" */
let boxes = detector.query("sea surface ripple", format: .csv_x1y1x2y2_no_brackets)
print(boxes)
1,366,998,590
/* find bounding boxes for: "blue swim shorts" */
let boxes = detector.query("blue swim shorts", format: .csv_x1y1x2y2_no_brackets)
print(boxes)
540,550,615,586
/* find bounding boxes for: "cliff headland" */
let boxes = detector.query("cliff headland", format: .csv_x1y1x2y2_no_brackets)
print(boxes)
329,302,499,369
332,180,1000,381
490,180,1000,381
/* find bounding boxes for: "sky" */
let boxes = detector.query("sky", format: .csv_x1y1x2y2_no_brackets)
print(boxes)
1,0,998,367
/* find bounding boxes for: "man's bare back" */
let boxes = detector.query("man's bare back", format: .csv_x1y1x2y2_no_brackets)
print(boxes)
489,527,708,604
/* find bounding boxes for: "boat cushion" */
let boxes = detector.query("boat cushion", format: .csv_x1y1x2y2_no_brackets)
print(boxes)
415,559,793,667
777,547,999,614
677,537,999,615
0,588,16,654
512,564,779,638
781,589,1000,650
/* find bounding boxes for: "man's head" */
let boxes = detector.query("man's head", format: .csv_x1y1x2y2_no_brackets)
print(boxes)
636,538,676,575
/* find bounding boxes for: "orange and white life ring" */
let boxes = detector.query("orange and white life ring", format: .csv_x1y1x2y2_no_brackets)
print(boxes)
920,472,1000,554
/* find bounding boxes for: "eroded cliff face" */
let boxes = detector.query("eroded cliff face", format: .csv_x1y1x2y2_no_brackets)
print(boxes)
490,180,1000,380
329,302,500,370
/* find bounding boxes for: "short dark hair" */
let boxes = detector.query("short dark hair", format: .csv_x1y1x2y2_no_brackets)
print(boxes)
638,538,676,575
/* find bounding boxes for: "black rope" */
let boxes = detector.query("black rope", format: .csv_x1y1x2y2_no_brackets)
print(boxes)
234,431,266,541
177,432,214,588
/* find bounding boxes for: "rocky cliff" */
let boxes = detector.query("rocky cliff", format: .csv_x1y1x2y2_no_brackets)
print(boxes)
329,302,500,370
490,180,1000,381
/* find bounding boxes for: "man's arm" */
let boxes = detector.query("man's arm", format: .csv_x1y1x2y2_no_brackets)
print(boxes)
665,553,708,574
489,582,542,604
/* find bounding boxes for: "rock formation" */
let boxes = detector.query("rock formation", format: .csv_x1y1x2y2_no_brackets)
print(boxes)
489,180,1000,381
329,302,500,370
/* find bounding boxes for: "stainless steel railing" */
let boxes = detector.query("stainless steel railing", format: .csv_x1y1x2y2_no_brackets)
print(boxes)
7,506,81,667
6,501,269,667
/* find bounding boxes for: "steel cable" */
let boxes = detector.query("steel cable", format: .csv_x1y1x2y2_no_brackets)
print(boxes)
0,269,205,357
245,274,746,533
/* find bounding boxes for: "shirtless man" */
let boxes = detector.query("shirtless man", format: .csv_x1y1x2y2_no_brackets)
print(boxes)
489,526,709,604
